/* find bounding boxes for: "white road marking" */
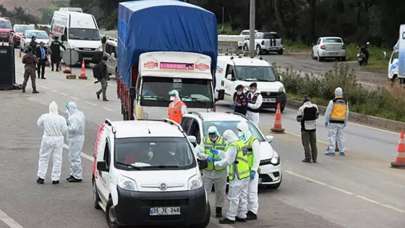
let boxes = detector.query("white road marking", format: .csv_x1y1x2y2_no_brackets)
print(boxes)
0,209,23,228
70,96,79,101
84,101,97,107
286,170,405,214
103,107,114,112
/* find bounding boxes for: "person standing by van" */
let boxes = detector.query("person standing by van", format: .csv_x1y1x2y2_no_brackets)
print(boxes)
50,36,65,72
297,96,319,163
168,90,187,124
233,85,248,115
22,47,39,94
324,87,349,156
246,83,263,126
196,126,227,218
216,130,250,224
36,42,48,79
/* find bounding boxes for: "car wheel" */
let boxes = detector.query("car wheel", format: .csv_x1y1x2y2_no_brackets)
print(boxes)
93,182,101,210
256,45,261,55
278,49,283,55
317,54,322,62
341,56,346,61
106,199,120,228
192,202,210,228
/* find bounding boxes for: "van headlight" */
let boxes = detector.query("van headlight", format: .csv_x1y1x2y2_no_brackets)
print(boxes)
270,155,280,165
188,174,203,190
118,175,138,191
278,86,286,93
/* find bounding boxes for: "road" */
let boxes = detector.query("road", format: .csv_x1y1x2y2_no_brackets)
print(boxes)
0,54,404,228
262,52,388,89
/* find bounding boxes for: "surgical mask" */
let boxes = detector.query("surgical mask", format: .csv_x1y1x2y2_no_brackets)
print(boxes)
169,96,175,101
209,134,218,142
237,91,242,95
250,88,256,93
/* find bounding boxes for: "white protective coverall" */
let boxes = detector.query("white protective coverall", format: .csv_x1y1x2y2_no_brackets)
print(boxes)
215,130,249,221
195,126,227,210
246,90,263,126
37,101,68,181
66,101,86,180
237,121,261,215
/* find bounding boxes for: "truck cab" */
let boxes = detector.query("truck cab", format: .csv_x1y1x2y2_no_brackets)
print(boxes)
216,55,287,111
135,52,215,120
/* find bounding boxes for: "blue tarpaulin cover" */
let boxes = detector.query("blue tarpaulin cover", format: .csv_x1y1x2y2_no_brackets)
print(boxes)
118,0,218,87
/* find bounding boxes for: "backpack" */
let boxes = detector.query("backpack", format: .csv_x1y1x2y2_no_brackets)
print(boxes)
330,99,347,121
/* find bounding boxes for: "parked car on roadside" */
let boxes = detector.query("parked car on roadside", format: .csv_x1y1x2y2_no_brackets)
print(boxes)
388,49,399,81
104,37,117,76
312,37,346,61
243,31,283,55
12,24,35,47
238,29,258,48
181,112,282,189
0,17,13,43
21,30,50,51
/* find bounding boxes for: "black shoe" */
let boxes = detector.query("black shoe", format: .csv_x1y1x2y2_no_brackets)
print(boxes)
32,90,39,94
96,93,100,100
22,88,25,93
41,77,46,79
52,180,59,185
302,159,311,163
312,159,317,163
235,217,246,222
103,98,109,102
246,211,257,220
215,207,222,218
36,177,44,184
66,176,82,183
219,218,235,224
56,69,59,72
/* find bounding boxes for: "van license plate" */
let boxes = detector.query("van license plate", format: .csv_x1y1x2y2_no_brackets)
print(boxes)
149,207,181,216
263,98,276,103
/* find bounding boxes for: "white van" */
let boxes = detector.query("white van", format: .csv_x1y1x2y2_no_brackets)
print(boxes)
216,55,287,111
50,11,103,65
92,119,210,228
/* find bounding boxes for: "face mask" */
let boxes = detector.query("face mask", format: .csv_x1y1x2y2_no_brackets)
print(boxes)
237,91,242,95
169,96,175,101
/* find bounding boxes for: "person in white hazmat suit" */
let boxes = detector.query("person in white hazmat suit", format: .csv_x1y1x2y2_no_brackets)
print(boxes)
246,83,263,126
237,121,261,220
36,101,68,185
195,126,227,218
217,130,250,224
65,101,85,182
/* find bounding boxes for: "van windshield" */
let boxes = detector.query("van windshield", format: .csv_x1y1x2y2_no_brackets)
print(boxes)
114,137,195,170
69,28,100,40
235,66,278,82
141,77,213,109
0,20,12,29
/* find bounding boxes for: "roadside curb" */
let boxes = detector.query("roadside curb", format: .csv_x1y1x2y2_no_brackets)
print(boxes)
287,100,405,132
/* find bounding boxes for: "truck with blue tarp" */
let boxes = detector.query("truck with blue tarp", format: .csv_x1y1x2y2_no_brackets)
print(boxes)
117,0,218,120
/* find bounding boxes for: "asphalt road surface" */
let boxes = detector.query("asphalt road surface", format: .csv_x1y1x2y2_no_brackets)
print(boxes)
0,54,404,228
263,52,388,89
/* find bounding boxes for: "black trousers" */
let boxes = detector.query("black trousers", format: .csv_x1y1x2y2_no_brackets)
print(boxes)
37,60,46,78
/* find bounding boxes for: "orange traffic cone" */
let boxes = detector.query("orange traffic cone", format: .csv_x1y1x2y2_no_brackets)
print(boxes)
271,103,285,133
79,59,87,80
391,130,405,168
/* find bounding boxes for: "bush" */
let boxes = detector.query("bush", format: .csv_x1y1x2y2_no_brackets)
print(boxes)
279,64,405,122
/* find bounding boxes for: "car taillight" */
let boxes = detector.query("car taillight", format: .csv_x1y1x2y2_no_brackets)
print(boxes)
320,45,326,50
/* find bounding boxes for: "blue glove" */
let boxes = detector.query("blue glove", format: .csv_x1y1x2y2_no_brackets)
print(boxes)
213,157,222,162
211,149,219,155
206,156,214,162
250,171,256,180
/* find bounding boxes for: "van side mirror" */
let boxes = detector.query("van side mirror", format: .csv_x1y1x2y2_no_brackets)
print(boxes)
97,161,108,172
197,159,208,170
187,136,197,146
226,74,234,81
265,135,274,143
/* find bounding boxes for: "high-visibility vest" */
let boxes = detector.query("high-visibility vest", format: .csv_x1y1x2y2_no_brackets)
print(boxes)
330,98,347,122
203,137,226,171
228,140,251,181
168,100,186,124
243,135,257,168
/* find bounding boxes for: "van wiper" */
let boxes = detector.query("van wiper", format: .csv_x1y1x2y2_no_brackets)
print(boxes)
115,161,142,170
145,165,182,169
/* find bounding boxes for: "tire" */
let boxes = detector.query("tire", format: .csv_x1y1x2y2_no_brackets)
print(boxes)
106,199,120,228
278,49,283,55
317,54,323,62
93,182,101,210
311,51,315,59
192,202,211,228
341,56,346,61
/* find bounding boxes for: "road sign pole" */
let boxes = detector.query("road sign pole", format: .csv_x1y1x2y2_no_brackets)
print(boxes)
249,0,256,57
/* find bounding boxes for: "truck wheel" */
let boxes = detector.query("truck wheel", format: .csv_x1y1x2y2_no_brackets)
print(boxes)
93,182,101,210
106,199,120,228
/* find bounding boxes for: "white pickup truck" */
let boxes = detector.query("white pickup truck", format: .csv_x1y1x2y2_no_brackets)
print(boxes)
242,31,284,55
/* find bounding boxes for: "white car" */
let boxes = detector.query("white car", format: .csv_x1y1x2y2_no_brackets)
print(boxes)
238,29,258,48
388,50,399,81
312,37,346,61
21,30,50,51
216,55,287,112
181,112,282,189
92,119,210,228
243,32,283,55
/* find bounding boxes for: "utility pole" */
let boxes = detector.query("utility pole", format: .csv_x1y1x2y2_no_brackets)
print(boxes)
249,0,256,57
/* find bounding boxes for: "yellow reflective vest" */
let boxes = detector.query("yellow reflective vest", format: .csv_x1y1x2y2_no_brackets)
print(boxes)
203,137,226,171
228,140,251,181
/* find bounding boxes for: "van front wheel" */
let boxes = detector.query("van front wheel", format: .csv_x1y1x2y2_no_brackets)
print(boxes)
106,199,120,228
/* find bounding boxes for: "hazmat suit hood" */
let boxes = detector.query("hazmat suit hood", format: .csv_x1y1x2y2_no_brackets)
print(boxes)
49,101,58,115
237,121,252,141
223,130,238,144
335,87,343,98
66,101,78,115
169,90,180,101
